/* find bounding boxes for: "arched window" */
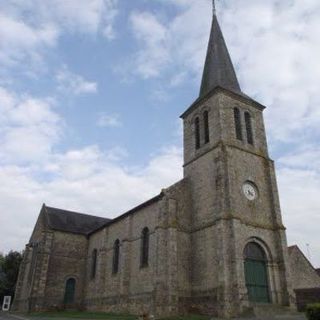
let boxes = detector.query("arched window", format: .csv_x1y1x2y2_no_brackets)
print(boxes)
112,239,120,274
91,249,97,279
203,111,210,144
245,112,253,145
141,227,149,268
194,117,200,149
64,278,76,304
234,107,243,141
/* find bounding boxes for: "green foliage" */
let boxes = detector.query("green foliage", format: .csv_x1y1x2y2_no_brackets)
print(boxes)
306,303,320,320
0,250,23,304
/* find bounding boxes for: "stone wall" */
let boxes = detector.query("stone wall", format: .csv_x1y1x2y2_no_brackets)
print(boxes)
182,90,293,317
43,231,88,309
84,197,163,315
288,246,320,290
13,88,296,318
12,212,47,312
12,209,89,312
82,179,193,317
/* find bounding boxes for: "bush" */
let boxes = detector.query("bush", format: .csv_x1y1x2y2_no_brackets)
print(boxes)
306,303,320,320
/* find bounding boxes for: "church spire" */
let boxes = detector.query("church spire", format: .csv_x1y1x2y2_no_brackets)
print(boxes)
199,1,241,98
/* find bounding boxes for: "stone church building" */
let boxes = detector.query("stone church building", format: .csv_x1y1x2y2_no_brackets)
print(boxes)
13,6,320,319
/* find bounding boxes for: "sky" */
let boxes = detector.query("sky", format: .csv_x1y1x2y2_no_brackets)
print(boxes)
0,0,319,267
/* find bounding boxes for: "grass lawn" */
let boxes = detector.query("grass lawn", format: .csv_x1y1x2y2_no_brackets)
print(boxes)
24,311,212,320
160,316,211,320
25,311,137,320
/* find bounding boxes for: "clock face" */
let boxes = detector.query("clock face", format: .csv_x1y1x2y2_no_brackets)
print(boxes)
242,182,257,201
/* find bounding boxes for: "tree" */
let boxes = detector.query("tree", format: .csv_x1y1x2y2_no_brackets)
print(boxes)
0,251,23,305
0,253,5,304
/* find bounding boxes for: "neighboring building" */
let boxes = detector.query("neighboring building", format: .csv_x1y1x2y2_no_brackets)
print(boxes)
288,246,320,290
316,269,320,277
12,6,317,319
288,246,320,311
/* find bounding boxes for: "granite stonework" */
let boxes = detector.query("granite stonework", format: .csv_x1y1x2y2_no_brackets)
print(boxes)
288,246,320,290
13,88,302,318
12,8,317,320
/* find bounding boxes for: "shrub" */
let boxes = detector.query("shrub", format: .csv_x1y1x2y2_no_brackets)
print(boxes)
306,303,320,320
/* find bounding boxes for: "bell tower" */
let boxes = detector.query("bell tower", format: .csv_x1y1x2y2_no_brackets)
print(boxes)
181,4,294,317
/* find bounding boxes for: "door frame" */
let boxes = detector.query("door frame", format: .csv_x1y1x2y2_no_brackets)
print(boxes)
243,240,272,304
63,277,76,305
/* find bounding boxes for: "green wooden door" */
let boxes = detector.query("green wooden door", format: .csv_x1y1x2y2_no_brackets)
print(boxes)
245,258,270,303
64,278,76,304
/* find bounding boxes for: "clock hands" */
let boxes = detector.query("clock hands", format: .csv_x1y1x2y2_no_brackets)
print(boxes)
247,189,254,197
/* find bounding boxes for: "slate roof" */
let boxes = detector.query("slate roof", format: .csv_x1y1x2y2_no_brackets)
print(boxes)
199,11,241,99
88,192,164,236
43,205,110,236
316,269,320,277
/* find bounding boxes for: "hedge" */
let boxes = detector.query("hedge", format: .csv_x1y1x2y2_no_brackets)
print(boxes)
306,303,320,320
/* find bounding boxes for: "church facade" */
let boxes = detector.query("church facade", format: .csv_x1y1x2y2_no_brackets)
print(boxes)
13,8,319,319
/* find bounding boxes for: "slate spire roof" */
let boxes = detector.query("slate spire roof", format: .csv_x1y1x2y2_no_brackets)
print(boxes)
199,7,241,98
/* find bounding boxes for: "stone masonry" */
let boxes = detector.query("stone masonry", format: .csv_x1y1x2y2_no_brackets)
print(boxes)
12,6,320,319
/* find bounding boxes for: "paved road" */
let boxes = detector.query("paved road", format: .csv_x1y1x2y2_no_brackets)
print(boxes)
0,312,307,320
0,313,27,320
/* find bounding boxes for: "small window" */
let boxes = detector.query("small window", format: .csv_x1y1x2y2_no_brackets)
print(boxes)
112,239,120,274
28,245,38,284
141,227,149,268
245,112,253,145
194,117,200,149
203,111,210,144
91,249,97,279
234,107,243,141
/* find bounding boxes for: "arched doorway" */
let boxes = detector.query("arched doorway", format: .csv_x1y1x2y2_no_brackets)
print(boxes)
64,278,76,305
244,242,270,303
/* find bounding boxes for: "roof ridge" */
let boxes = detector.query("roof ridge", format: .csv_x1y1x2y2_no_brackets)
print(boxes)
45,205,109,220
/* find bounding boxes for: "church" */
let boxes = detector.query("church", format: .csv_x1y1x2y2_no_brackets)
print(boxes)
12,4,320,319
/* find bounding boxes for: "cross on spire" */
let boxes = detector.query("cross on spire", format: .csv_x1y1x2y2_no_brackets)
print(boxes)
212,0,216,16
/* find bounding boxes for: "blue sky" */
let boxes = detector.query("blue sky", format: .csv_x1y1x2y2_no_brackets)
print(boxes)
0,0,320,267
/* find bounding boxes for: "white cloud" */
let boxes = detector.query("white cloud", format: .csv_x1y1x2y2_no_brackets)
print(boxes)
0,87,61,164
0,144,182,254
43,0,118,37
0,84,183,257
56,66,98,95
278,146,320,173
97,113,122,128
0,13,58,68
0,0,118,74
1,0,118,37
129,11,171,78
127,2,210,80
278,163,320,267
127,0,320,144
